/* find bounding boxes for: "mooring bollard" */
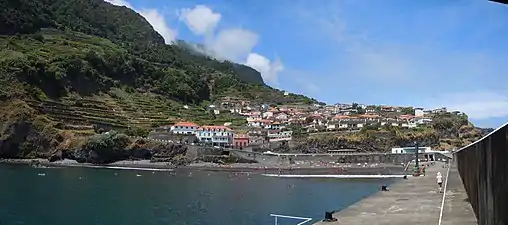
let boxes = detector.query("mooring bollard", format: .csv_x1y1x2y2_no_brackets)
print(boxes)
381,185,388,191
323,211,338,222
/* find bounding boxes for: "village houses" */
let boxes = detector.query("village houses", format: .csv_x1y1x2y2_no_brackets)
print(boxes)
149,96,450,147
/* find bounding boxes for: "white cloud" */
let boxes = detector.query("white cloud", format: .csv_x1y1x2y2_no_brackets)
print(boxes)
176,5,284,84
104,0,176,43
246,53,284,84
139,9,177,44
209,28,259,61
423,91,508,120
178,5,222,36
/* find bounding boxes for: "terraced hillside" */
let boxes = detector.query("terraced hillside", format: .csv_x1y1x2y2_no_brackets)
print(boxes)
26,88,249,133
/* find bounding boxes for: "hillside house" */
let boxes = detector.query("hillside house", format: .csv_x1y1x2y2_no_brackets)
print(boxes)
230,108,242,114
332,115,351,121
275,112,289,120
415,117,433,125
233,134,250,148
263,111,274,118
326,121,340,130
266,121,284,130
245,112,262,121
401,120,417,128
267,130,293,142
366,106,377,113
415,107,425,117
248,119,270,128
432,107,447,113
196,126,233,147
170,122,200,135
351,120,365,129
359,114,381,122
381,106,395,112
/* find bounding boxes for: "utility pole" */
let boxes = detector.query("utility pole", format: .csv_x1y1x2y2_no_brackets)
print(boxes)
415,141,419,169
413,141,420,176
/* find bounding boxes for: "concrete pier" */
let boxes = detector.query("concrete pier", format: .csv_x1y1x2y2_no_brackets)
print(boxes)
314,162,476,225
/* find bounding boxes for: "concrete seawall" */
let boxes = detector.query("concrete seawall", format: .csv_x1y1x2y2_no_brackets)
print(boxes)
230,150,451,166
455,123,508,225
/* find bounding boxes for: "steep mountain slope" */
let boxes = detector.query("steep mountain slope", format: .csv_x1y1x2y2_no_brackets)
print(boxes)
174,40,266,85
0,0,315,101
0,0,319,158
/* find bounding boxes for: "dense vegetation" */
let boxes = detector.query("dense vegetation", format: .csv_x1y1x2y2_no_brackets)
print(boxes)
0,0,318,104
0,0,319,161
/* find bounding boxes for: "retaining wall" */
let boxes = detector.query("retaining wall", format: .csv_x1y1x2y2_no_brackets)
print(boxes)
455,124,508,225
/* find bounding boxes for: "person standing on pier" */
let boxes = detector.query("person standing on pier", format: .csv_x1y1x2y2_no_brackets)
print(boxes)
436,172,443,193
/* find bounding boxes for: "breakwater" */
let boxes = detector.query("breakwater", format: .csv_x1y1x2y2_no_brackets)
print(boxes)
455,123,508,225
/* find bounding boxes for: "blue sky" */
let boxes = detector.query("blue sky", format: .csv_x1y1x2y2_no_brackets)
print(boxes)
106,0,508,128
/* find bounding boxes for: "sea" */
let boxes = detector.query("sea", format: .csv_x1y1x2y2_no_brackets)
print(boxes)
0,164,395,225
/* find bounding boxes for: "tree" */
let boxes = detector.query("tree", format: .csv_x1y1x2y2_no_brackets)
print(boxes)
401,107,415,115
83,131,131,163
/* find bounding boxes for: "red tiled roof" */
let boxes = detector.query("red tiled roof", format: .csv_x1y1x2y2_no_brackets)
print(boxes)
173,122,199,127
399,115,414,119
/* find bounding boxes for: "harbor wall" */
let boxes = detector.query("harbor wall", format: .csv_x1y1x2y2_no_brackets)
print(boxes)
455,124,508,225
230,150,451,166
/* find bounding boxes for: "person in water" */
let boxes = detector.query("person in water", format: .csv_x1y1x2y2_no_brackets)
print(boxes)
436,172,443,193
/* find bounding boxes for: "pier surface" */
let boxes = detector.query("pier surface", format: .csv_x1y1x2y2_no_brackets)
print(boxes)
314,162,477,225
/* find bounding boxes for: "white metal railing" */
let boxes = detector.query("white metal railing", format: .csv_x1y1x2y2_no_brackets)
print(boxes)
269,214,312,225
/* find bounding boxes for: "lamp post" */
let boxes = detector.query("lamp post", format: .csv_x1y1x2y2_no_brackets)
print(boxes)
413,141,420,175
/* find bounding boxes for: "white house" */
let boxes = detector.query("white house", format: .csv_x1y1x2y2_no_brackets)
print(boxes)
415,118,433,125
401,121,417,128
248,119,270,128
415,107,425,117
263,111,274,118
391,146,432,154
170,122,200,135
267,130,293,142
275,113,289,120
266,121,284,130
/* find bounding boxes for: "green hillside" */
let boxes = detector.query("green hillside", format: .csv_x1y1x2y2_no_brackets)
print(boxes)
0,0,318,159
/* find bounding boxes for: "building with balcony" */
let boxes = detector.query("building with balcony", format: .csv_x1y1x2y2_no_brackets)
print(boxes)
196,126,234,147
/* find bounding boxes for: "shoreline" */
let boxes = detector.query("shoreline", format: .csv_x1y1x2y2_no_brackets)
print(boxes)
0,158,409,175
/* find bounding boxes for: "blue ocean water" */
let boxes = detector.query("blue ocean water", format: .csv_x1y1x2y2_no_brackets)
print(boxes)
0,164,394,225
